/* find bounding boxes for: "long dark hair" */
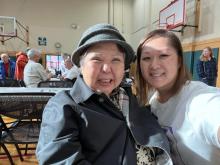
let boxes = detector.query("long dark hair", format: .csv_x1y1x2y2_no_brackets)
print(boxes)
135,29,191,105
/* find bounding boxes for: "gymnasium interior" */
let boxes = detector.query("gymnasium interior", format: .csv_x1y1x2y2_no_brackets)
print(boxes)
0,0,220,164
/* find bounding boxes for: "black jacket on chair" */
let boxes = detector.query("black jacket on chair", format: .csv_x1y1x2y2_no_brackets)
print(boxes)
36,76,172,165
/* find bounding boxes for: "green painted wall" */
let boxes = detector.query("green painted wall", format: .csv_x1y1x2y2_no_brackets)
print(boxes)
183,48,219,80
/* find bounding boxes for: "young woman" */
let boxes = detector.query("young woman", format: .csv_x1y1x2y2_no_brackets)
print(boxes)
196,46,218,86
136,29,220,165
36,24,172,165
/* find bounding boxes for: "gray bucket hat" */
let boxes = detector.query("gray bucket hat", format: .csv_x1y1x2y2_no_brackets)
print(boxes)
71,23,135,70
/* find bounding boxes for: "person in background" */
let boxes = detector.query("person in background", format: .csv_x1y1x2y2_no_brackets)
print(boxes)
0,53,15,79
136,29,220,165
60,52,71,76
24,48,53,87
14,48,29,80
196,46,218,86
36,23,172,165
60,56,80,81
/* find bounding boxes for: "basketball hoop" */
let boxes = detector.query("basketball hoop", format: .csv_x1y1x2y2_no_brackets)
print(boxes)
158,23,168,30
158,0,199,33
0,16,29,46
159,0,186,30
166,24,174,30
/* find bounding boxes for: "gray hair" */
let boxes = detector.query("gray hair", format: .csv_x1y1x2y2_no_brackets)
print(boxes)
65,56,73,63
27,49,41,59
0,53,8,59
61,53,71,60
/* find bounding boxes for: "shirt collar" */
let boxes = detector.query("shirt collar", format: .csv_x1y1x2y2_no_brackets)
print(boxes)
69,75,94,103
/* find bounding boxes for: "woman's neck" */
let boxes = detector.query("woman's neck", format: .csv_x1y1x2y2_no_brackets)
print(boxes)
157,90,173,103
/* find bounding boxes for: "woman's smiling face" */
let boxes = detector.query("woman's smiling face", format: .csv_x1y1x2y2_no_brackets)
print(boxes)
80,42,125,96
140,37,180,93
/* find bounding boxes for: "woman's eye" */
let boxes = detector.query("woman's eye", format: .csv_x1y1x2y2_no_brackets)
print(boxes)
160,54,169,59
91,57,102,62
112,58,122,62
142,56,151,61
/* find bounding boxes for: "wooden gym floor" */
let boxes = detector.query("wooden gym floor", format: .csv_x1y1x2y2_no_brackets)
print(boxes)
0,144,38,165
0,116,38,165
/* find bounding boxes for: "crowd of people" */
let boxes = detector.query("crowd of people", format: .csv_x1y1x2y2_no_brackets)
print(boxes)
0,48,79,87
0,23,219,164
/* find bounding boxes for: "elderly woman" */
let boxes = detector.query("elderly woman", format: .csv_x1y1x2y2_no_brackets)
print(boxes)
36,24,172,165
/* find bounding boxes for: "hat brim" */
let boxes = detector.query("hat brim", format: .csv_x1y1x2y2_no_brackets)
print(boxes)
72,39,135,70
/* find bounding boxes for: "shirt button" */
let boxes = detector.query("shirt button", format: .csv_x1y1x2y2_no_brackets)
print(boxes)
98,97,104,102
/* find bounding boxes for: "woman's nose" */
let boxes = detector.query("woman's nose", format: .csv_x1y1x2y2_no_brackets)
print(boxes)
102,63,111,73
150,58,160,69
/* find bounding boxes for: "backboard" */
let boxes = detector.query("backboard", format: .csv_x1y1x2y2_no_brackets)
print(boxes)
0,16,16,37
159,0,186,30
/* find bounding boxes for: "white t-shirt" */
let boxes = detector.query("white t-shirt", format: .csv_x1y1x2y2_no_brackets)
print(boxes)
24,60,49,87
150,81,220,165
62,65,79,80
60,60,68,75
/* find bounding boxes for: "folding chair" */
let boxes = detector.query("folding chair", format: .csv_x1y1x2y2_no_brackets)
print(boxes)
18,80,26,87
0,123,14,164
0,79,21,87
0,92,54,164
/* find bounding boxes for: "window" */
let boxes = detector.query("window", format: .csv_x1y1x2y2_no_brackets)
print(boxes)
46,55,62,75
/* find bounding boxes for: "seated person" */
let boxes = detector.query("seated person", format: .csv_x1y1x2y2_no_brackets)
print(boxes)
24,49,53,87
60,57,80,80
0,53,16,79
60,52,71,75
